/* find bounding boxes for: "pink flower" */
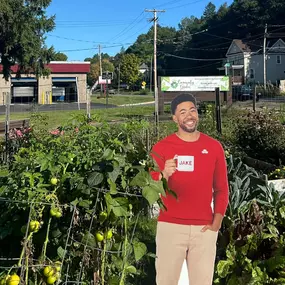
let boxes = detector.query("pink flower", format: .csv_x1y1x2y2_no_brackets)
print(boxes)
50,129,60,135
16,130,23,137
75,127,79,133
60,131,64,135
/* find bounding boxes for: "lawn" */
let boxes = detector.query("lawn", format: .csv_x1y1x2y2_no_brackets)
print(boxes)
91,94,154,106
0,105,159,130
0,95,156,129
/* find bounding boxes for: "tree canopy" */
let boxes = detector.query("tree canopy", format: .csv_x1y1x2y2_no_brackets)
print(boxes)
112,0,285,77
119,53,140,88
52,52,68,61
0,0,55,80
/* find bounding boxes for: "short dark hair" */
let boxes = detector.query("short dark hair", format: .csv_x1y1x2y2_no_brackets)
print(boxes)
171,93,197,114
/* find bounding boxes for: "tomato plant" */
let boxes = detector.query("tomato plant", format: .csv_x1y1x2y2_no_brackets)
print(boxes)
0,116,169,285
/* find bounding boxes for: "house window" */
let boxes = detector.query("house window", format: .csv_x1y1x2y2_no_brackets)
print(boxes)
277,55,281,64
249,69,255,79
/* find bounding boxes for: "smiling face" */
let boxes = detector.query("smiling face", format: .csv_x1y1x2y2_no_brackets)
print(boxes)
173,101,199,133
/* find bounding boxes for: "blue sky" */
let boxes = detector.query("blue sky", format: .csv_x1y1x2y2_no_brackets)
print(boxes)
46,0,233,61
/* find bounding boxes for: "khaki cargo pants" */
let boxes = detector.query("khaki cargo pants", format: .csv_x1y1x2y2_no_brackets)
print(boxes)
156,222,218,285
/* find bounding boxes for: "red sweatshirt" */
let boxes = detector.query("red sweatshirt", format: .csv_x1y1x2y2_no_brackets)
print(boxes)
150,133,229,225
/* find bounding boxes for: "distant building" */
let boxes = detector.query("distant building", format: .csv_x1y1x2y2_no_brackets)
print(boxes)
139,63,149,74
0,61,90,105
222,38,285,85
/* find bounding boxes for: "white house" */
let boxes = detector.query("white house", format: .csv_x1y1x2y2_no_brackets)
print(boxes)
224,38,285,86
139,63,149,74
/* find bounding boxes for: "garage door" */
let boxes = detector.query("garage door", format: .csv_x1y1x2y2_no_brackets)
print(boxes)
13,87,34,97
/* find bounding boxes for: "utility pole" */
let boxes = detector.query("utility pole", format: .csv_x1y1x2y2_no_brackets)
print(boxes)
5,90,11,163
145,9,165,129
263,23,268,90
149,56,153,93
99,44,103,95
117,63,120,94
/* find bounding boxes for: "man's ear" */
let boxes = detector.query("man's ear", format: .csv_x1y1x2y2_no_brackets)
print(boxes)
172,115,177,123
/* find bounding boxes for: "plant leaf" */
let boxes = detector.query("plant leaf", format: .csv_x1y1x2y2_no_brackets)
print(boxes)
87,171,104,187
133,241,147,262
142,186,160,205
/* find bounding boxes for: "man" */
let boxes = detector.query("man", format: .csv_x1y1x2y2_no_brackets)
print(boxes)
150,93,229,285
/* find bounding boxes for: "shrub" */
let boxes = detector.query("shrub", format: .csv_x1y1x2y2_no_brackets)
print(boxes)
234,110,285,166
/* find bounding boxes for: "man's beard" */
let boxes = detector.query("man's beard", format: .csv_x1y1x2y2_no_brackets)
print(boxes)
179,119,198,133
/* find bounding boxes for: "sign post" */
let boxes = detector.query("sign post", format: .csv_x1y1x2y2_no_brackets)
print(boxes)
102,71,113,108
215,87,222,135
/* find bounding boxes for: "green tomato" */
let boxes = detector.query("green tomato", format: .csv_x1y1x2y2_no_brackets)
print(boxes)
43,266,54,277
46,276,57,285
0,277,6,285
21,225,27,234
55,211,62,218
95,232,104,242
50,208,57,217
105,229,113,240
54,261,61,272
50,208,62,218
7,274,20,285
99,211,108,223
50,177,58,185
29,220,40,232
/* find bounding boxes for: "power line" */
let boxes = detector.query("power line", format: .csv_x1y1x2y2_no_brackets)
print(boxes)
156,0,185,8
107,11,146,42
47,34,137,46
58,44,125,53
164,0,206,10
119,22,152,43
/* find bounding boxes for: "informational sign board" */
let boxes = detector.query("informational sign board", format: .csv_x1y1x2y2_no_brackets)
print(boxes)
161,76,230,92
99,76,112,84
102,72,113,80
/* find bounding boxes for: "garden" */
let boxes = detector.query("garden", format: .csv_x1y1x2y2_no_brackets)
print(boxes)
0,104,285,285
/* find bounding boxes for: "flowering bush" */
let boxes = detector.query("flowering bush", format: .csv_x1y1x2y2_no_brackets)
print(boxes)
268,167,285,179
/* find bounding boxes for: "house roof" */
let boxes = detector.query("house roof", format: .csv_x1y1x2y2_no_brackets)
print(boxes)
139,63,148,69
232,39,263,53
228,37,285,55
0,61,91,74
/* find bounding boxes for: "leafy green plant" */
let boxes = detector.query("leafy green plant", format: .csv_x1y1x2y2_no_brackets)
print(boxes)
215,157,285,285
0,116,171,285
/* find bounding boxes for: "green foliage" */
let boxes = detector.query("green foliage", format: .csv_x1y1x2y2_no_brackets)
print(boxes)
0,0,55,80
117,0,285,76
269,167,285,180
234,110,285,166
0,116,170,284
120,54,140,89
52,52,68,61
215,156,285,285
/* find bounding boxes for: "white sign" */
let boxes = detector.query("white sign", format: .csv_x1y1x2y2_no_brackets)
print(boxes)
161,76,230,92
99,76,112,84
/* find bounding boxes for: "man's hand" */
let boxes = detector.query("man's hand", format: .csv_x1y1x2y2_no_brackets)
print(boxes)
201,224,220,233
161,159,176,180
201,213,224,232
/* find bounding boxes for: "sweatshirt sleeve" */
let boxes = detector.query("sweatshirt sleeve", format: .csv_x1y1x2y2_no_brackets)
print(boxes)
213,143,229,216
150,143,165,181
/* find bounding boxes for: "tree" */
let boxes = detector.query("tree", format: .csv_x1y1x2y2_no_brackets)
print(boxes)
52,52,68,61
87,59,114,87
120,54,140,89
84,53,110,64
0,0,55,80
203,2,216,22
